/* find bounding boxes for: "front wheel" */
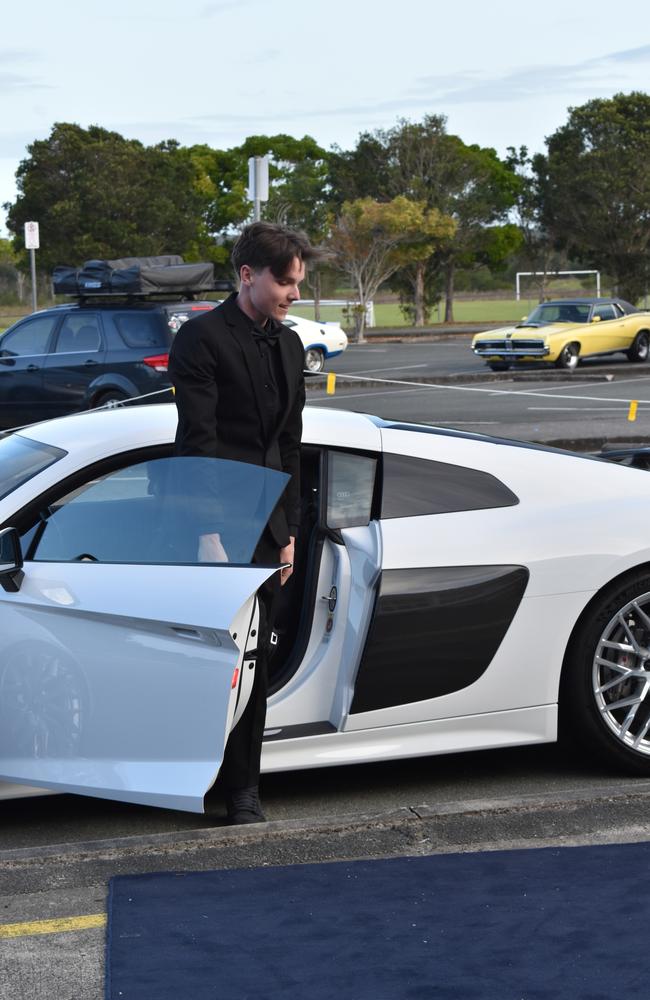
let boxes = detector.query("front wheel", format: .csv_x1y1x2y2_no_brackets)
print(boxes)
304,348,325,373
627,331,650,363
555,343,579,371
561,572,650,775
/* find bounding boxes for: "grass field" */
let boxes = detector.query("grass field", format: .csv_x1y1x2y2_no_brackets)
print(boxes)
0,296,569,335
290,298,541,327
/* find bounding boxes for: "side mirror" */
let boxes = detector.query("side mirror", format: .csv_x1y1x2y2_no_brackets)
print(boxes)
0,526,24,592
591,315,601,323
521,316,528,321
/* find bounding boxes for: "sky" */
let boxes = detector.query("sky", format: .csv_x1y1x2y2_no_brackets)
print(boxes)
2,0,650,238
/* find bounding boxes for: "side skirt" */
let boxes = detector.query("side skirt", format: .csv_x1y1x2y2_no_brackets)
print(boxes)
260,704,556,773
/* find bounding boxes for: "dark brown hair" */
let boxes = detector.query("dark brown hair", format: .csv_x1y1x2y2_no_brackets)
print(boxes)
232,222,318,278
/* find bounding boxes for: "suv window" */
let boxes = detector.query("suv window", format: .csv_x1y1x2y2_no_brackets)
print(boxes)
112,312,169,348
0,315,58,357
54,314,102,353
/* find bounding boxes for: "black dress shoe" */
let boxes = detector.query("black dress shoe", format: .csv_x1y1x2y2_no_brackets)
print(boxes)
226,785,267,825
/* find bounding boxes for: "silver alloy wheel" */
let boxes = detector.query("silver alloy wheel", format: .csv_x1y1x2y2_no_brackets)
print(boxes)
304,347,325,373
593,592,650,755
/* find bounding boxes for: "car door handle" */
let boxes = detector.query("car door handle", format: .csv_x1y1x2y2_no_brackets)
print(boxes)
26,364,40,371
83,359,99,366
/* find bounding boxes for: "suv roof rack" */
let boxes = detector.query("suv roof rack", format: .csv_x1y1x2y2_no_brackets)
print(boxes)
70,282,233,304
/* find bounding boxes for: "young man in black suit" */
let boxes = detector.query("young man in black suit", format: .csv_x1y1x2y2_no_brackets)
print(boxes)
169,222,316,824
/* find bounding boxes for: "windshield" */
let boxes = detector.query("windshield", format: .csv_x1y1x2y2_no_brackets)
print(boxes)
0,435,67,501
522,302,591,326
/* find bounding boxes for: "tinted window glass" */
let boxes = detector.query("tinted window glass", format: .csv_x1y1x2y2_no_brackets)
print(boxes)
25,456,288,565
327,451,377,529
0,435,66,501
0,316,57,357
381,454,518,518
54,314,102,353
113,312,168,348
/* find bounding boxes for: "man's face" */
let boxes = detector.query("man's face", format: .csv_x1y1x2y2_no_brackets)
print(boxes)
240,256,305,324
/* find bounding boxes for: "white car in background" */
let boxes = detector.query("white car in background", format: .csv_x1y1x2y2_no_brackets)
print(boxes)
165,303,348,373
282,314,348,372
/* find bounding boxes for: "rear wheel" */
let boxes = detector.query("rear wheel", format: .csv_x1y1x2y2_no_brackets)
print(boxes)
487,361,510,372
304,348,325,373
555,343,579,371
561,572,650,775
627,331,650,363
91,390,129,409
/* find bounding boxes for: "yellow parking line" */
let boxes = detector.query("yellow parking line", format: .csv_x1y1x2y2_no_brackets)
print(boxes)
0,913,106,939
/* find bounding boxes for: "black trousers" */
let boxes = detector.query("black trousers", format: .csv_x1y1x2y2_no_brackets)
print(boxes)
220,533,281,789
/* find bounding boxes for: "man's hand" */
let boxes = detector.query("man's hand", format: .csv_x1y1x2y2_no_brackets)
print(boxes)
198,532,229,563
279,536,295,586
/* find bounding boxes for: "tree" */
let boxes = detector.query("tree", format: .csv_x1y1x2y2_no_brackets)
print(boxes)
328,196,455,341
328,117,520,322
536,92,650,304
4,123,207,272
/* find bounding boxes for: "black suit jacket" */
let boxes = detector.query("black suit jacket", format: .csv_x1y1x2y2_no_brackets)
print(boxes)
168,293,305,548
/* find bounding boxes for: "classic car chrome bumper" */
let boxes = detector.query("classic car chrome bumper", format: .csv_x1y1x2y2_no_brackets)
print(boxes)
473,339,549,357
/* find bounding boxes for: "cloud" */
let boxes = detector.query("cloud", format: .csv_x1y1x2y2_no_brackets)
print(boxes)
410,43,650,106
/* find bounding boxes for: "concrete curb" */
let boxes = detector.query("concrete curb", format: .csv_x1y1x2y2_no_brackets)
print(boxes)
305,371,616,391
4,780,650,868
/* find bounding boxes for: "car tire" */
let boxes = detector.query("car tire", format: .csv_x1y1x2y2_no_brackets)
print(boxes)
555,343,579,371
487,361,511,371
91,390,129,409
560,571,650,775
627,331,650,363
304,348,325,373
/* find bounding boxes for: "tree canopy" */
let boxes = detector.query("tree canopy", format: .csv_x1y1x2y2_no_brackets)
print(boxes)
536,92,650,304
5,123,208,272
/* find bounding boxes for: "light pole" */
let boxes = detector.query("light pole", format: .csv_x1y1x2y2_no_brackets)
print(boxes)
247,156,269,221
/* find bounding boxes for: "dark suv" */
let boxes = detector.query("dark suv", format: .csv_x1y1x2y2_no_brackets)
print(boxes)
0,300,181,430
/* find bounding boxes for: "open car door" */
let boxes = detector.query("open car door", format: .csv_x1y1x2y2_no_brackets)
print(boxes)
0,456,288,813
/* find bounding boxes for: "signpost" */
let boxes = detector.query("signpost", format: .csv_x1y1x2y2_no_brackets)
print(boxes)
24,221,40,312
247,157,269,222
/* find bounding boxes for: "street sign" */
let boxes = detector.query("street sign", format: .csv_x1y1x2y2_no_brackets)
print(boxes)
24,221,40,250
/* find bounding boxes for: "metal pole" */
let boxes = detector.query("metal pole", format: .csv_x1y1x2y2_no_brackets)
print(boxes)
29,249,37,312
253,198,261,222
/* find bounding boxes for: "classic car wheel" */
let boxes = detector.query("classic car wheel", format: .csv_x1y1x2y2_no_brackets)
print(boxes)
304,348,325,373
627,331,650,363
561,573,650,775
555,343,579,370
487,361,510,371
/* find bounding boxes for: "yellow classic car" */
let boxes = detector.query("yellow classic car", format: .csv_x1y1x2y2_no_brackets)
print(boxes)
472,298,650,371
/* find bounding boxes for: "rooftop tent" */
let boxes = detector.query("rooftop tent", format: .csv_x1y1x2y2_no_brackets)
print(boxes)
52,256,216,296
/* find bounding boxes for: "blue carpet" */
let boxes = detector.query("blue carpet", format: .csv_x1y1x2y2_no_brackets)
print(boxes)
106,842,650,999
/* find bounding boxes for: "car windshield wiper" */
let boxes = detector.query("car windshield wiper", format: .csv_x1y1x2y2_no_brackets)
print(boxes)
515,322,542,328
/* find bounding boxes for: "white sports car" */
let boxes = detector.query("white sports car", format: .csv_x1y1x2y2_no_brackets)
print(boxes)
1,404,650,814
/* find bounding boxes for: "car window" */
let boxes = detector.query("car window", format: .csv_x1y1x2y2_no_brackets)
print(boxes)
593,304,616,321
54,314,102,353
326,451,377,529
0,315,58,357
0,435,67,501
23,456,288,565
112,312,169,348
381,454,518,518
